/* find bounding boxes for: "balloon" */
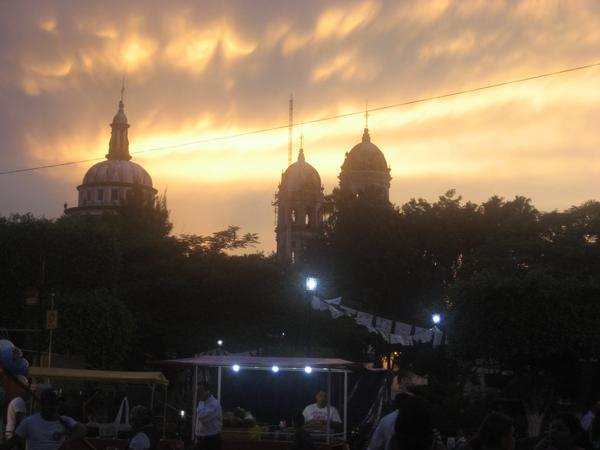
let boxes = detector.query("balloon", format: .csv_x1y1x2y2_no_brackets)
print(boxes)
0,339,29,376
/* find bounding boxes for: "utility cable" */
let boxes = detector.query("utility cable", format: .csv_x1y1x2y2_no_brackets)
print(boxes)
1,60,599,176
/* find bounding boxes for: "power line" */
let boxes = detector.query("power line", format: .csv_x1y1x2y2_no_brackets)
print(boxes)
2,60,599,176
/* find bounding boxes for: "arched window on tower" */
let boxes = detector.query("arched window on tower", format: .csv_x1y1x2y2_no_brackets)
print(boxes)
98,189,104,201
304,209,311,227
291,209,298,224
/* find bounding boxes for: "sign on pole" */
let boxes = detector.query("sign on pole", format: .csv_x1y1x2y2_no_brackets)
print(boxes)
24,287,40,306
46,310,58,330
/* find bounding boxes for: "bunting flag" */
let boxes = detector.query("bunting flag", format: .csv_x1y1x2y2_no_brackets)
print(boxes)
412,329,434,344
394,321,413,336
390,333,412,346
356,311,374,327
355,311,377,333
377,329,390,342
324,297,342,305
340,305,358,317
432,327,444,347
311,296,329,311
308,296,446,346
413,326,428,335
375,317,393,335
328,305,344,319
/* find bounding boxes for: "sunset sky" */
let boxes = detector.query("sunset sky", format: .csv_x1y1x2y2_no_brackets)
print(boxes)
1,0,599,253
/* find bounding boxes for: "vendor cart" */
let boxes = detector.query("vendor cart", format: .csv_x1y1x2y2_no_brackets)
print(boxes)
28,366,182,450
158,355,355,450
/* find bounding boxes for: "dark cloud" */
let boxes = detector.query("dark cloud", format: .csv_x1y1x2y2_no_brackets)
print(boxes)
1,0,600,252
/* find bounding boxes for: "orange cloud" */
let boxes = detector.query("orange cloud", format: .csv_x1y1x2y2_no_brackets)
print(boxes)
314,1,380,41
311,50,379,83
163,13,256,73
419,31,476,61
2,0,600,254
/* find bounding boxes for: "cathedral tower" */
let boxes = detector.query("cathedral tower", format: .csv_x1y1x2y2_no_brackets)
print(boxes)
339,123,391,200
65,91,157,215
275,142,324,263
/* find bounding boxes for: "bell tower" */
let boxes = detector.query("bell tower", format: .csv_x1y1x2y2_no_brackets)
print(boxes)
275,140,324,263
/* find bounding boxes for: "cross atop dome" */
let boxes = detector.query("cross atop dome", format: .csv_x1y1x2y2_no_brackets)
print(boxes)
298,134,305,162
363,100,371,143
106,88,131,161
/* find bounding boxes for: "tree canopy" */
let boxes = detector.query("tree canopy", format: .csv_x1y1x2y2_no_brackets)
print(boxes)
1,191,599,375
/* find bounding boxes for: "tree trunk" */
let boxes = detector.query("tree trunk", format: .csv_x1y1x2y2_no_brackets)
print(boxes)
526,411,544,438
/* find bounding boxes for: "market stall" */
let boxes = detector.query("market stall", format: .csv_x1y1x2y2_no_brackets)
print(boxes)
158,355,355,450
28,366,182,450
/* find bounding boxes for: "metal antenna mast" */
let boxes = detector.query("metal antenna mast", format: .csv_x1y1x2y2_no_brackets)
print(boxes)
288,94,294,167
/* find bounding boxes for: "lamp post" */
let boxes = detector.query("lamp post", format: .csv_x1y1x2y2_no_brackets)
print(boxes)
305,276,318,352
431,313,442,347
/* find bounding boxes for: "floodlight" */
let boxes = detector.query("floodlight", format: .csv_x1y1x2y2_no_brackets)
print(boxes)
306,277,318,291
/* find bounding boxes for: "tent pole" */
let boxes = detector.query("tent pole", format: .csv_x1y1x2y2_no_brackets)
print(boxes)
344,370,348,441
162,385,167,438
326,369,332,444
150,384,155,409
191,362,198,441
217,366,222,401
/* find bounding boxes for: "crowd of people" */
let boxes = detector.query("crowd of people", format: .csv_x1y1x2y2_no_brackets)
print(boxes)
0,379,158,450
365,396,600,450
2,375,599,450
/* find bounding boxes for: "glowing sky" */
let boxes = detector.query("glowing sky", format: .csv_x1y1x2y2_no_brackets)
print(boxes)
1,0,600,253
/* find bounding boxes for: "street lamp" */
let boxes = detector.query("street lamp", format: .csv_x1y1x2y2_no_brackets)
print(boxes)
305,277,318,292
432,314,441,325
304,277,319,352
217,339,223,347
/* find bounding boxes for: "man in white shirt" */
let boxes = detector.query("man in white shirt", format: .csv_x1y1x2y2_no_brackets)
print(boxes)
195,382,222,450
581,400,600,432
367,393,412,450
128,405,157,450
0,389,86,450
4,375,29,441
302,390,341,431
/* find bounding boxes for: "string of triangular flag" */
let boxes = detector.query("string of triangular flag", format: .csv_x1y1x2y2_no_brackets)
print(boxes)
310,296,445,347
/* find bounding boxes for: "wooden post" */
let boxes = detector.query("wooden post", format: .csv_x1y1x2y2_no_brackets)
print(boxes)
343,371,348,441
191,361,198,441
326,369,332,444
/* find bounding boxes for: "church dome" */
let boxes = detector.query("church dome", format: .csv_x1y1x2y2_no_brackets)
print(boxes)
82,159,153,188
341,128,389,172
280,149,321,192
